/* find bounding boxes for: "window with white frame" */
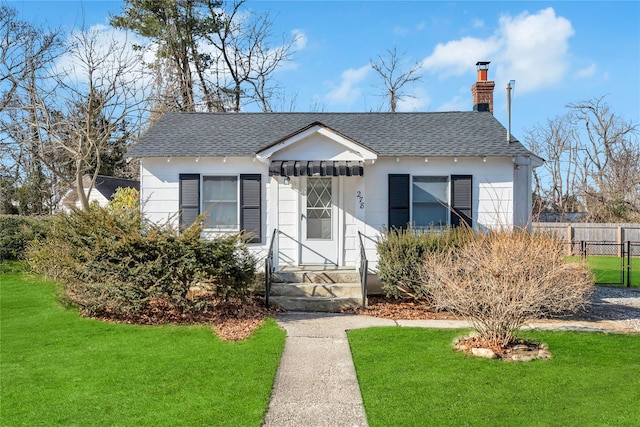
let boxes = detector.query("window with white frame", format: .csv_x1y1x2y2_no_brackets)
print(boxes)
179,173,262,242
412,176,449,227
389,174,471,230
202,176,238,228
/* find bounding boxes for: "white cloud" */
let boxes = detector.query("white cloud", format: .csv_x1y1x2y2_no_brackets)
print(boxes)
292,29,307,50
326,65,370,104
396,87,431,112
472,19,484,29
496,7,574,93
264,30,306,73
437,95,468,112
54,24,151,87
421,36,500,77
576,63,597,78
421,7,575,94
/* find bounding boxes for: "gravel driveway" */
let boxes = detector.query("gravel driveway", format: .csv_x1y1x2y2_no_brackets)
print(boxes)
587,286,640,332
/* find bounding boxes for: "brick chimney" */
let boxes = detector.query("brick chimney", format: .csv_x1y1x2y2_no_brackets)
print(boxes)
472,61,495,114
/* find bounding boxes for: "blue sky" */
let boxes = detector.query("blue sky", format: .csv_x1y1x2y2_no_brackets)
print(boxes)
9,0,640,141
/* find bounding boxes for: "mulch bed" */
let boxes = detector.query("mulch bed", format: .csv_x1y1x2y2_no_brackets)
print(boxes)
87,296,282,341
86,291,636,341
350,296,461,320
85,296,458,341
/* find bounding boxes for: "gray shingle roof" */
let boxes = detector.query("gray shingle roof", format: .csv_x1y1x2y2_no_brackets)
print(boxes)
127,111,535,158
94,175,140,199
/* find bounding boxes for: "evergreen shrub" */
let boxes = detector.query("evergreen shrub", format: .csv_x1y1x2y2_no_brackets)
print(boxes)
376,226,471,299
27,189,255,317
0,215,50,260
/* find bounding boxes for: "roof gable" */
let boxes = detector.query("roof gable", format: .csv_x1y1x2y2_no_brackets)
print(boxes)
256,122,378,161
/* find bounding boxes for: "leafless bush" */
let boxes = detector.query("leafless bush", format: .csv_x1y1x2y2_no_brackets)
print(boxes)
421,230,594,347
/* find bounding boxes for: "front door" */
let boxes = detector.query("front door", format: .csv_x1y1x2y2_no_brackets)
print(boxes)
300,177,338,265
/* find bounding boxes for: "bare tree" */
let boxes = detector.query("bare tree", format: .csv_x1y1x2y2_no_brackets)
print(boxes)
0,5,64,214
51,30,148,210
203,0,298,112
525,114,582,219
569,96,640,222
0,6,61,111
527,96,639,222
112,0,296,113
3,27,150,212
370,46,422,112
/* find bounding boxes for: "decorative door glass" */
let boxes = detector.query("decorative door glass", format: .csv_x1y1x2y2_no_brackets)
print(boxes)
306,177,332,239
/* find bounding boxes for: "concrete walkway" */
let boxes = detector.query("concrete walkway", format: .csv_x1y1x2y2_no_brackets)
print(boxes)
263,312,634,427
263,313,395,427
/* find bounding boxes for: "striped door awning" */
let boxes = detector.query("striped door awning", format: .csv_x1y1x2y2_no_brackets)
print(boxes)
268,160,364,177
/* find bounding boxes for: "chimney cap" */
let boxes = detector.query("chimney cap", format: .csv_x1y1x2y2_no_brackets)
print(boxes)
476,61,490,69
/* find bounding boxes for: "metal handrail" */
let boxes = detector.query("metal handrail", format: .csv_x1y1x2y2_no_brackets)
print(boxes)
357,231,369,309
265,228,279,308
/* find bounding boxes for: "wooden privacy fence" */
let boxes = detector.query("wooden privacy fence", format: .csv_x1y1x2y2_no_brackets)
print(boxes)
532,222,640,248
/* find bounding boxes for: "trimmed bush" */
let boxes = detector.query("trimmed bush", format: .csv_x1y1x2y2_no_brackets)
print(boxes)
27,195,256,318
376,226,471,299
421,230,594,347
0,215,51,260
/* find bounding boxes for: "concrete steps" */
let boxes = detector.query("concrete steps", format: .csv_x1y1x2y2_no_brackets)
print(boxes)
269,267,364,313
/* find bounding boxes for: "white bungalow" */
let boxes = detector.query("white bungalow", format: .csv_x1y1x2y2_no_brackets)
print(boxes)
127,65,543,310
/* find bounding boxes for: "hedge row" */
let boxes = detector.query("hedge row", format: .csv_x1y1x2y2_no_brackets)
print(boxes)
26,190,256,317
0,215,51,260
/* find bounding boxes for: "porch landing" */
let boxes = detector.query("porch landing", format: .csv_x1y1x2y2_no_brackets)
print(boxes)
269,266,364,312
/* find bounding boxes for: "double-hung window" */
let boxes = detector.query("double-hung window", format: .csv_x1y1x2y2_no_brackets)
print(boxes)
179,173,262,243
202,176,238,229
412,176,448,228
388,174,472,230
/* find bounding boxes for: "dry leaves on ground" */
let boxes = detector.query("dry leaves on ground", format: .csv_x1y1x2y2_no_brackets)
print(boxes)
351,296,462,320
86,287,639,341
87,296,281,341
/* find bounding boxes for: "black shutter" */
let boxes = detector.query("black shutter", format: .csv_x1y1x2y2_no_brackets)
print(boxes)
240,174,261,243
179,174,200,231
388,174,410,230
451,175,472,228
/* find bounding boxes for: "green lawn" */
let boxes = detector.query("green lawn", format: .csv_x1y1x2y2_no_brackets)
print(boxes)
565,255,640,286
0,266,286,426
349,327,640,427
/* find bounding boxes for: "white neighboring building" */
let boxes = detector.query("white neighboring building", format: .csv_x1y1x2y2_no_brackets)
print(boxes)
60,175,140,213
127,67,542,270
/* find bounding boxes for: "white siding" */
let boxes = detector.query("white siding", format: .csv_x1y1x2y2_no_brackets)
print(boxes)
275,176,299,266
476,157,514,230
60,178,112,212
274,133,366,161
140,156,271,258
359,156,516,269
341,176,360,266
140,154,522,269
513,155,534,228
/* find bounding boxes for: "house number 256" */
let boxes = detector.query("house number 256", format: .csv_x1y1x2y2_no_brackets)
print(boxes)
356,191,364,209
